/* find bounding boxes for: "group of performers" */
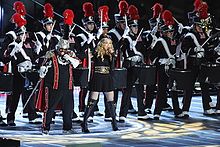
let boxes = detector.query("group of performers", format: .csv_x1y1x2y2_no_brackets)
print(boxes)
0,0,220,135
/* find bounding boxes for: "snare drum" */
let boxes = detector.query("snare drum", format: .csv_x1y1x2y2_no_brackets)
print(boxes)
73,68,89,87
0,72,13,94
135,65,156,85
169,68,193,90
112,68,127,89
201,63,220,84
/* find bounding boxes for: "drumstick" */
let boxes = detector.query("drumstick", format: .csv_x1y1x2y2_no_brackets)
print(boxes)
69,24,76,37
34,32,39,42
75,23,91,36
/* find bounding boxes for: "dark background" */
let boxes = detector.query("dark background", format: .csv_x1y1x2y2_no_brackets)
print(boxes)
1,0,220,37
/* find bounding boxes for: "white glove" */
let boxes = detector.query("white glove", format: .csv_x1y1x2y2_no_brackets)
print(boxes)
131,55,142,62
151,25,158,35
35,41,42,55
122,26,130,38
63,54,80,68
9,42,23,59
178,23,184,34
96,27,103,39
87,33,96,44
166,56,176,68
194,46,204,58
46,34,52,41
39,66,48,78
214,44,220,55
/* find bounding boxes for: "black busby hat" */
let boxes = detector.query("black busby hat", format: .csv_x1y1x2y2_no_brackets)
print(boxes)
98,6,110,28
11,13,27,35
114,0,129,23
82,2,95,25
42,3,54,25
127,5,139,27
161,10,175,32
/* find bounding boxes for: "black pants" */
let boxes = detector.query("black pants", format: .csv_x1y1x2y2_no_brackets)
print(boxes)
43,89,73,131
154,65,169,115
7,72,37,121
119,67,145,117
182,65,211,111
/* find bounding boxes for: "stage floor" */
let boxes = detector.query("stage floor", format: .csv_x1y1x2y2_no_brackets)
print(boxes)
0,88,220,147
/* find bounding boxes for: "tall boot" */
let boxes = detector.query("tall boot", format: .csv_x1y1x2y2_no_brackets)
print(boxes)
81,99,97,133
107,101,118,131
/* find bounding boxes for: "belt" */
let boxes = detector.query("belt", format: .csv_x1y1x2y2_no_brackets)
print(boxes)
94,66,110,74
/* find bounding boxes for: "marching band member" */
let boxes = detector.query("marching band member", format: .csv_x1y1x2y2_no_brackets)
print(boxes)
181,1,216,117
76,2,101,119
150,10,181,120
1,13,39,126
119,5,150,122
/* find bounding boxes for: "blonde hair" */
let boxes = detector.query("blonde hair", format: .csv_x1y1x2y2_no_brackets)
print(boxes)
96,38,114,61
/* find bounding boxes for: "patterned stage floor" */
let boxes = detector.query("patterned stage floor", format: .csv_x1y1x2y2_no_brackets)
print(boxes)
0,88,220,147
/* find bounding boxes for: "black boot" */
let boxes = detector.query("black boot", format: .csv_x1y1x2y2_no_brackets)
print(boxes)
107,101,118,131
81,99,97,133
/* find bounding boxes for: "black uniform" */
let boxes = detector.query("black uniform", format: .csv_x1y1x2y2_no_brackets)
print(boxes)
1,32,39,125
119,32,147,118
42,53,74,131
181,30,212,112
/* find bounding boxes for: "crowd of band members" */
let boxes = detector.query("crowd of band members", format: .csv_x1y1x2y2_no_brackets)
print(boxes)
0,0,220,134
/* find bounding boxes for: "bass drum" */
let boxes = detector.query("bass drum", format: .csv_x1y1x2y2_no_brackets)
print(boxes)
112,68,127,89
168,68,193,90
0,72,13,94
135,65,156,85
201,63,220,85
73,67,89,88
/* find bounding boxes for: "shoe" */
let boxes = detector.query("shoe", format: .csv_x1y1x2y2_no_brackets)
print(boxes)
162,103,173,111
7,120,16,126
145,108,152,114
87,116,93,123
72,117,82,123
215,109,220,115
63,129,75,135
128,108,138,114
104,117,112,122
81,122,90,133
79,112,84,117
55,111,62,117
0,117,8,127
182,111,189,118
94,111,104,116
36,113,42,118
29,118,42,124
51,118,55,124
22,113,28,118
209,102,216,109
118,116,126,123
175,113,188,119
137,114,152,120
42,129,49,135
153,114,160,120
203,109,215,116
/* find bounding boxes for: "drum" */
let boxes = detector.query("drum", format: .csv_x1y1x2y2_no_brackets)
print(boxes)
0,72,13,94
8,43,33,72
135,65,156,85
112,68,127,89
201,63,220,84
73,68,89,87
168,68,193,90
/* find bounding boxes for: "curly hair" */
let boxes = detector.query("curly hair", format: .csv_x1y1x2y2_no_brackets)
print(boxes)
96,38,114,61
